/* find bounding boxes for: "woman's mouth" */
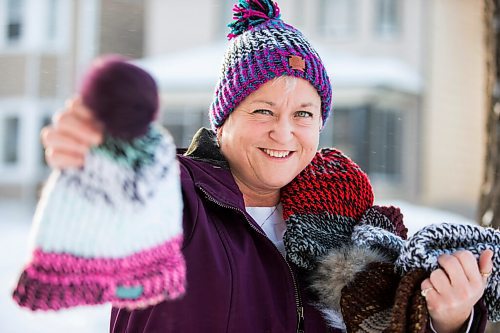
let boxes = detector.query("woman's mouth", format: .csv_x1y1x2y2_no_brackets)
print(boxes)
261,148,293,158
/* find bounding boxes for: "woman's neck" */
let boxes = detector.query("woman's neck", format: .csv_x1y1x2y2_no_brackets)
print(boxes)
234,178,280,207
243,192,280,207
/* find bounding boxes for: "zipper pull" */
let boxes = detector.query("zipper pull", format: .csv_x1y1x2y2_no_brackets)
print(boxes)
296,306,304,333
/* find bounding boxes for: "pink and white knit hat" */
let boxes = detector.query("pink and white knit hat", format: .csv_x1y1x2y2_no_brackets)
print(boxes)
12,56,186,311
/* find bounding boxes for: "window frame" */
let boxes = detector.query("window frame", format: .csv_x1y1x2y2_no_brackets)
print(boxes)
374,0,402,39
318,0,358,40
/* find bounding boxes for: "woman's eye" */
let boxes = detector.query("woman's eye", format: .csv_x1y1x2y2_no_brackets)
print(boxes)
295,111,313,118
253,109,273,116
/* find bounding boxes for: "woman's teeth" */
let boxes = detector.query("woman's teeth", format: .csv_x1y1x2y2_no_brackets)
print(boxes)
262,149,291,158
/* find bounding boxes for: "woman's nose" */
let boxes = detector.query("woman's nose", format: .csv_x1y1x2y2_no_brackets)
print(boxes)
269,117,294,144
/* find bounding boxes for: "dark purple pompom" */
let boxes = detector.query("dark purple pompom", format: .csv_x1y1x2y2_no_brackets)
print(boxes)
80,55,159,140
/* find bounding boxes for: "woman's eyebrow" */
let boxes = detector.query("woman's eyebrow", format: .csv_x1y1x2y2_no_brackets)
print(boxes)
299,102,318,108
250,100,275,106
250,101,319,108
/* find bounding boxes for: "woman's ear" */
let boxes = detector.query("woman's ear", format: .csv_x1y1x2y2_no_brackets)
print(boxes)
216,127,223,147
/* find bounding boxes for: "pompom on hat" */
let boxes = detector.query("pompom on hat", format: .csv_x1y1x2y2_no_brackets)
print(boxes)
81,55,159,140
209,0,332,130
12,56,186,311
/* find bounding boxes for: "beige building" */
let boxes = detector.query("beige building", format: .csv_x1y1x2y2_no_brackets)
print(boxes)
0,0,487,219
141,0,486,218
0,0,145,198
421,0,486,216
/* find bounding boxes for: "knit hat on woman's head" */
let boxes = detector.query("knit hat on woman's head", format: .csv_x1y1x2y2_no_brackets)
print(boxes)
209,0,332,130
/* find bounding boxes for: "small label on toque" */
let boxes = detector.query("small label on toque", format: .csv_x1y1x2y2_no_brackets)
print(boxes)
288,55,305,72
116,285,144,299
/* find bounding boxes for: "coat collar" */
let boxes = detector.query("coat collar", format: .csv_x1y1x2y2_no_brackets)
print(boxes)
181,128,229,169
178,128,246,210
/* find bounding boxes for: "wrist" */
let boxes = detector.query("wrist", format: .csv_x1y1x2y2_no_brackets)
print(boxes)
429,309,474,333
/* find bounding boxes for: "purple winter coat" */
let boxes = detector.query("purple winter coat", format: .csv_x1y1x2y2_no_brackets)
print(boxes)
110,129,488,333
110,130,335,332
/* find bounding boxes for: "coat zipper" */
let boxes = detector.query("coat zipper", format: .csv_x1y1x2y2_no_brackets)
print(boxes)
197,186,305,333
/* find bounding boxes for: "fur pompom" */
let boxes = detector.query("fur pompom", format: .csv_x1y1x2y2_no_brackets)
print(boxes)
311,246,391,311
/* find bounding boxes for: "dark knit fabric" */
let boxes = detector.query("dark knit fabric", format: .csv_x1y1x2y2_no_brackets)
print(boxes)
389,269,429,333
374,206,407,240
340,261,400,333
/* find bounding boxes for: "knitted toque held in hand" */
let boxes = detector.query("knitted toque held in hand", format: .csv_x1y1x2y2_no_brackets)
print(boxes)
12,56,186,311
209,0,332,130
312,216,500,331
396,223,500,322
311,206,429,333
280,148,374,270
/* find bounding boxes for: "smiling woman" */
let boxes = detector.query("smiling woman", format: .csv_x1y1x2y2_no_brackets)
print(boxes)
217,77,321,207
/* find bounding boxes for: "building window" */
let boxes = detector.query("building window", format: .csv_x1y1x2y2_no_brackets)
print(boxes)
320,107,402,178
319,0,356,39
375,0,400,38
368,109,402,177
2,116,20,164
40,116,52,166
6,0,24,43
161,108,209,148
47,0,59,42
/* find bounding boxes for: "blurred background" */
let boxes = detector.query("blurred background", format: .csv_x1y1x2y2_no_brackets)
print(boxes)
0,0,496,332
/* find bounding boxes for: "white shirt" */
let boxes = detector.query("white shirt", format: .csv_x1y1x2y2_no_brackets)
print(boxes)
246,204,286,255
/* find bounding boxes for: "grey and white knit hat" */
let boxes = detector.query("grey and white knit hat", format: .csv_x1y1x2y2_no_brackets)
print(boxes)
396,223,500,322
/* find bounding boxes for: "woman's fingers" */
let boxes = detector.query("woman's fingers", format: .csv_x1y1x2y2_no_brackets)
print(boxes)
45,147,85,169
51,109,102,146
41,97,104,169
41,127,91,155
421,250,492,333
478,249,494,282
441,252,474,286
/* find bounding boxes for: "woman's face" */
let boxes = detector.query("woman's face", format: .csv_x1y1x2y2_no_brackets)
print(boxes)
218,76,322,201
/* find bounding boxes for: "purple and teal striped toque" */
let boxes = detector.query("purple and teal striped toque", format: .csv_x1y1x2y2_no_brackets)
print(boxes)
209,0,332,130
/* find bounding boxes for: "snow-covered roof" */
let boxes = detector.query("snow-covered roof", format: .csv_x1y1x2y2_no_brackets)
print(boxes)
136,42,422,94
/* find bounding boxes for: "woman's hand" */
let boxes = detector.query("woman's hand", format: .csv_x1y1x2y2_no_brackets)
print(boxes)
421,249,493,333
41,98,103,169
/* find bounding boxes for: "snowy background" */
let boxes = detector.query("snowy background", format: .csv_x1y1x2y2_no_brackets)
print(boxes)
0,199,475,333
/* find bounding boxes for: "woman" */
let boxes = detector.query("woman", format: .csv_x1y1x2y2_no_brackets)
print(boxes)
42,1,492,332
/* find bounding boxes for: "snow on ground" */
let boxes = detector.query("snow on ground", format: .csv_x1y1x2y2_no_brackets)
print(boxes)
0,200,110,333
0,199,476,332
375,200,476,236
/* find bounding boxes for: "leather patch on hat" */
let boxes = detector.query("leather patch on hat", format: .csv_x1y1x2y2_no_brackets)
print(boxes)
288,55,305,72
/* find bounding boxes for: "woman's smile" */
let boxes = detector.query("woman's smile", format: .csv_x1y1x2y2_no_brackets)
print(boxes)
259,148,294,159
